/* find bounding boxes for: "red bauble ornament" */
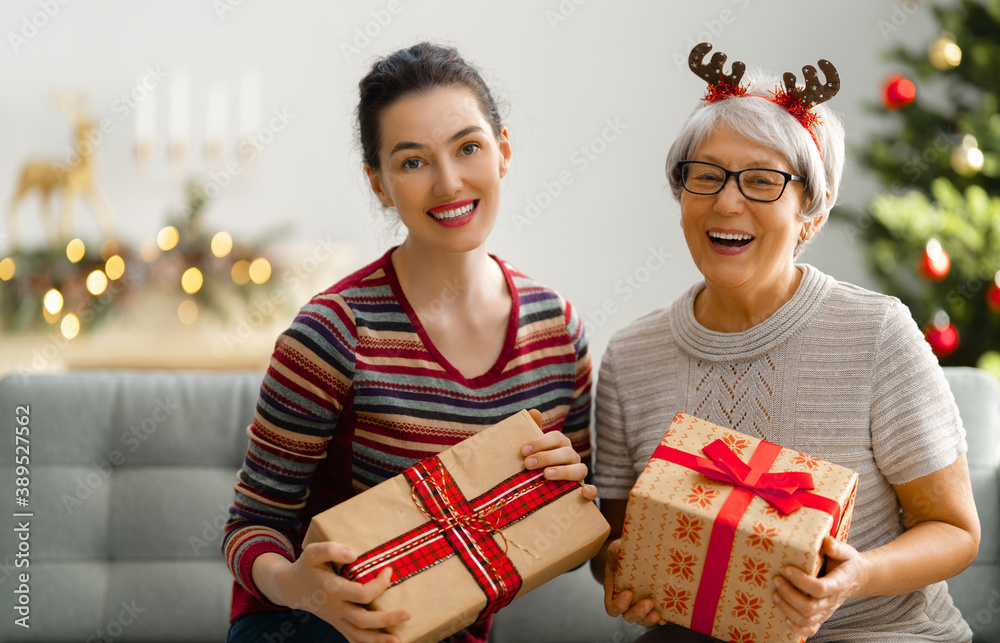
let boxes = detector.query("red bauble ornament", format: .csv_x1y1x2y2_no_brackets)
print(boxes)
917,239,950,281
882,75,916,109
987,278,1000,314
924,321,960,359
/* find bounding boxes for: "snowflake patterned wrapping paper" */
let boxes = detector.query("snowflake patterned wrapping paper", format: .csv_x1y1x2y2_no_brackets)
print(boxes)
616,413,857,643
303,410,610,643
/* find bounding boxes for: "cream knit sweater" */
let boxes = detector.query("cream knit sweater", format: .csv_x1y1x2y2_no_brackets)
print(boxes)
594,264,972,642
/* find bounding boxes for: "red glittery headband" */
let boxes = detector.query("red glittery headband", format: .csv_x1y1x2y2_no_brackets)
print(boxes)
688,42,840,156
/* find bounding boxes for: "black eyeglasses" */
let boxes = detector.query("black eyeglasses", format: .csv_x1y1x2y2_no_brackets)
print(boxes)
677,161,806,203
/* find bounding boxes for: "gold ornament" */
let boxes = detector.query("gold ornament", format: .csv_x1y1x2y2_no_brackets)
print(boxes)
952,134,984,176
928,35,962,70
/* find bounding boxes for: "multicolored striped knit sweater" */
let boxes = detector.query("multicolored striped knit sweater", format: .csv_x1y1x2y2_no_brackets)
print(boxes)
222,249,593,639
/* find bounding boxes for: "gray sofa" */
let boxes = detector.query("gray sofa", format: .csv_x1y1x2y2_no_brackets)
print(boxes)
0,367,996,642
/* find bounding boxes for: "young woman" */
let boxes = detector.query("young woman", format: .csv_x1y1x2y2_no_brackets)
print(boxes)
591,44,980,641
223,43,595,643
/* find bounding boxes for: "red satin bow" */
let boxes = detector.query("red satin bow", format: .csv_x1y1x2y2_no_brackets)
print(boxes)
652,439,815,515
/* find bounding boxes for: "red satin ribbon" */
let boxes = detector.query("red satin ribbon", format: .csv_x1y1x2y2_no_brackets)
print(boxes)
651,438,843,635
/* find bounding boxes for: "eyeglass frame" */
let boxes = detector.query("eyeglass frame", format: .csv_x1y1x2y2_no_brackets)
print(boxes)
676,161,806,203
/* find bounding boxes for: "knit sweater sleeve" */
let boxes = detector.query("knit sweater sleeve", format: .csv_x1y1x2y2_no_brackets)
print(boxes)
563,297,593,459
870,298,967,485
593,339,636,500
222,294,357,601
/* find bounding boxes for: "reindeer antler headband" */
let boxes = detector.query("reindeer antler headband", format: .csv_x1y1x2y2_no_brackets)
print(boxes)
688,42,840,155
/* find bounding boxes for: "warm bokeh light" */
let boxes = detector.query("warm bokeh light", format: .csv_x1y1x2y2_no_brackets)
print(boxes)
249,258,271,284
157,225,179,251
66,238,86,263
929,36,962,70
100,239,121,260
0,257,15,281
140,239,161,262
211,231,233,258
181,267,204,294
952,135,984,176
178,299,199,325
87,270,109,296
231,260,251,285
105,255,125,280
43,307,59,324
43,289,64,315
61,313,80,339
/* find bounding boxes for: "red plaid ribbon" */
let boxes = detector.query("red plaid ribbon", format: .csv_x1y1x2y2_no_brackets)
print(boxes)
340,456,578,619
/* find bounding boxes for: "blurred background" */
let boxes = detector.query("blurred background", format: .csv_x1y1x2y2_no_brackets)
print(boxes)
2,0,998,379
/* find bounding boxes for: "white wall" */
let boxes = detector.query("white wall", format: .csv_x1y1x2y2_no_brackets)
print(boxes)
2,0,943,363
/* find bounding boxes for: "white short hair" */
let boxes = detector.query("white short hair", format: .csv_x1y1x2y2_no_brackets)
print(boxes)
665,71,846,257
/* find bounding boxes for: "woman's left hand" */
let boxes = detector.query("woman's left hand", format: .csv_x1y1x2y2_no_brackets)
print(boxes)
772,536,871,637
521,409,598,501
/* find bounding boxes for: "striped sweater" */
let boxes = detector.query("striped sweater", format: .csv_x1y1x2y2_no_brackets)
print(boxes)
223,248,593,636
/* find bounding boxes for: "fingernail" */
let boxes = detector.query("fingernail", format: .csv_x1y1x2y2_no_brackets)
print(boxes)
773,593,781,603
544,468,556,478
525,457,537,467
773,577,782,588
521,445,533,456
398,612,410,623
784,567,796,577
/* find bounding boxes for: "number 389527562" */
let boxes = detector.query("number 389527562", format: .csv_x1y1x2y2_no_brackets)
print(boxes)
15,405,30,497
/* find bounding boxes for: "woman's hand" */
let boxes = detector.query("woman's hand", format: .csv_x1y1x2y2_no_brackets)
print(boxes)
601,539,666,626
772,536,871,638
520,409,597,500
252,543,410,643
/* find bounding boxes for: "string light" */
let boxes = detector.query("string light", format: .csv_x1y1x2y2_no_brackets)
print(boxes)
61,313,80,339
249,258,271,284
231,260,251,285
0,257,14,281
105,255,125,280
87,270,109,296
157,225,179,251
43,289,64,314
100,239,121,261
66,238,86,263
211,231,233,258
178,299,199,325
181,267,204,294
140,239,161,262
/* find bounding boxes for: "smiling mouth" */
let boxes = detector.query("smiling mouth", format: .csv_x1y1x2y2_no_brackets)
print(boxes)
428,200,477,221
708,231,754,248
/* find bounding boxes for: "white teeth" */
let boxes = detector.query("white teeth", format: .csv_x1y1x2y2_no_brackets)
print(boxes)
430,202,475,220
708,231,754,241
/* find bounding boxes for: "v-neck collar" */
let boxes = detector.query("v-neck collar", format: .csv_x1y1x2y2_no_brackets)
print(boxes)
379,248,520,388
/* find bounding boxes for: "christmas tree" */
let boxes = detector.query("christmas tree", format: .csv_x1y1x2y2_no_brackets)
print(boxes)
844,0,1000,379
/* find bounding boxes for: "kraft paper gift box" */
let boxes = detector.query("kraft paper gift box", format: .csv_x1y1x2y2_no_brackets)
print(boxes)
303,409,610,643
616,412,858,643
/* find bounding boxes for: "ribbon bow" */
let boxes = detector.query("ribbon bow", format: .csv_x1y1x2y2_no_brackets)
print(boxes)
653,439,816,515
696,440,815,515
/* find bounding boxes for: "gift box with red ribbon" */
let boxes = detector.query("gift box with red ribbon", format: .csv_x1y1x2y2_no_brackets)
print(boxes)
616,413,858,643
303,410,610,643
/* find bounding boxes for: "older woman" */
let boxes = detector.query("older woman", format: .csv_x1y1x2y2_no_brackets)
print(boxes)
590,43,980,642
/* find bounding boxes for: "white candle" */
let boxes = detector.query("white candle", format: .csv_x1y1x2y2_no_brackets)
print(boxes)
206,83,229,161
239,70,261,141
170,70,191,159
135,81,156,162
